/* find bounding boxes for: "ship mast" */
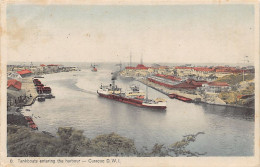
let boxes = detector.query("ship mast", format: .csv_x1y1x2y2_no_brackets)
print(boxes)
130,52,132,67
242,55,249,82
141,53,143,65
146,85,148,101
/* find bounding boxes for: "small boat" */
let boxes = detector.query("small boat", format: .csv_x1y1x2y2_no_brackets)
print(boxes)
34,76,44,78
29,123,38,130
92,67,97,72
38,97,45,102
24,116,38,130
91,64,98,72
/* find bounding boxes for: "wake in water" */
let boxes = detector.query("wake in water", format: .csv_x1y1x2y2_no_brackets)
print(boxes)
77,88,97,95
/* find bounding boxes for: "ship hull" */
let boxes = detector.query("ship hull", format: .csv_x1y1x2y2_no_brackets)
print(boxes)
98,92,166,109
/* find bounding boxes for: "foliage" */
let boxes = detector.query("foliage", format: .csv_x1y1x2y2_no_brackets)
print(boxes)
217,74,254,85
218,91,239,104
169,132,206,157
7,126,136,157
7,125,206,157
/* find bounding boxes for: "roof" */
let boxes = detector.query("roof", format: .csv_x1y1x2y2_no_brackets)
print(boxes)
136,64,149,70
190,80,208,86
40,64,46,67
7,79,22,90
125,64,149,70
156,74,182,81
207,82,229,86
173,82,197,89
47,64,59,66
175,66,193,69
193,67,215,72
16,69,32,75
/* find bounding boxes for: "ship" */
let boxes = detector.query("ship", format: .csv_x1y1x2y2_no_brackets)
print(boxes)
97,75,166,109
91,63,98,72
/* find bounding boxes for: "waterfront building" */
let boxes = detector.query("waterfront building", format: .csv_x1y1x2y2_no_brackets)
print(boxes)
200,82,231,93
147,75,207,90
16,69,32,78
7,79,22,91
47,64,59,73
7,72,22,80
7,79,27,108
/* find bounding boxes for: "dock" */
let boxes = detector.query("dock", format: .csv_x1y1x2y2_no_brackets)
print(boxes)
21,77,38,106
138,78,202,101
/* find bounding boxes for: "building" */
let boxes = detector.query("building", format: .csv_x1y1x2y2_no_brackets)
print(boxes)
7,79,27,108
123,64,151,77
125,64,149,70
7,79,22,91
147,75,207,90
17,69,32,78
7,72,22,80
200,82,231,93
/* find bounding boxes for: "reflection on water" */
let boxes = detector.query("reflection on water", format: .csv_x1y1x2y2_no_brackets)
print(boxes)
21,69,255,156
199,103,254,121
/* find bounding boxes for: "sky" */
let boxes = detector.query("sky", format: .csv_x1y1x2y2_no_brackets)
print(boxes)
6,4,255,64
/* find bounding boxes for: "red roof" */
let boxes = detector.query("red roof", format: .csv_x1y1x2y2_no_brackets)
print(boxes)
190,80,208,86
175,66,193,69
136,64,149,70
40,64,46,67
125,64,149,70
193,67,214,72
185,79,208,87
207,82,229,86
173,82,197,89
158,66,169,69
7,79,22,90
156,74,182,81
17,69,32,75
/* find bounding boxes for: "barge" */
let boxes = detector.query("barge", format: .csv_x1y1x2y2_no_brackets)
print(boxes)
168,93,192,102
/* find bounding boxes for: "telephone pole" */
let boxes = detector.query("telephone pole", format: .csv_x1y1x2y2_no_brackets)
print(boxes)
242,56,249,82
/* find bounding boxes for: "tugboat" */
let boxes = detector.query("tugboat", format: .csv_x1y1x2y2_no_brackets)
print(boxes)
97,74,166,109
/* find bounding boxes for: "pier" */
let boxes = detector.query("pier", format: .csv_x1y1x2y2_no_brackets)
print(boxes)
21,77,38,106
138,78,201,101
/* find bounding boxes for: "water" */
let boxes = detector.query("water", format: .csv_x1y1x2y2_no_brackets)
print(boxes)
21,66,254,156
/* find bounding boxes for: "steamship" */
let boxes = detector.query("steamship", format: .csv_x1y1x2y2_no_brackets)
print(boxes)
97,77,167,109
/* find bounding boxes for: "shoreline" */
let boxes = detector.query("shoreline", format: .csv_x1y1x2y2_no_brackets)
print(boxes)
136,78,254,110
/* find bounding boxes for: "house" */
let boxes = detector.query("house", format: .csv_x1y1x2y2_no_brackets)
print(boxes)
7,79,22,91
201,82,231,93
17,69,32,78
7,72,22,80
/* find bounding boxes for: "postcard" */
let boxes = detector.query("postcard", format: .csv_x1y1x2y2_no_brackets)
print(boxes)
0,0,259,167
